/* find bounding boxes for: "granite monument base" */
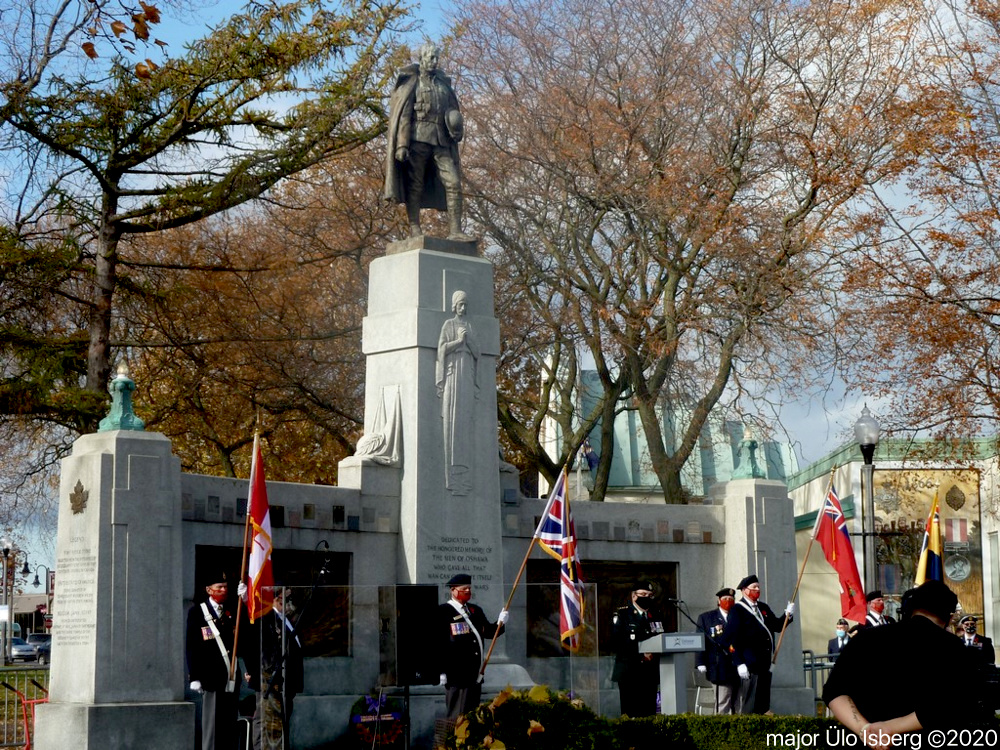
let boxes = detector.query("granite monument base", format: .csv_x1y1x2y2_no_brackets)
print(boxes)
33,701,193,750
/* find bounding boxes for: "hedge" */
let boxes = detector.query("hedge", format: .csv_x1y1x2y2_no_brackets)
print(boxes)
441,686,846,750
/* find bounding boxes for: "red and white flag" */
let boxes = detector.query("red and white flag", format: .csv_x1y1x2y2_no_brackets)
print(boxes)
246,432,274,623
944,518,967,544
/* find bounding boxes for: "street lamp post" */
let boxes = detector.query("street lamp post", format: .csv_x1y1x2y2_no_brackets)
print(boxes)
30,565,53,630
854,405,881,593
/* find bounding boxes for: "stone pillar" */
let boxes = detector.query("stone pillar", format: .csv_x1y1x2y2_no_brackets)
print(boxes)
343,237,507,618
35,412,192,747
714,478,814,715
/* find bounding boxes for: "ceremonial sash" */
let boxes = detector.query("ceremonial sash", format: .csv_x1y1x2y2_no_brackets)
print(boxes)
450,600,485,683
201,602,237,693
737,600,774,647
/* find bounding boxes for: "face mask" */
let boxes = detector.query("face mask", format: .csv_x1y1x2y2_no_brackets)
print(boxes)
744,588,761,603
634,596,653,609
719,599,733,612
835,629,846,638
870,599,885,614
453,588,472,604
964,623,977,634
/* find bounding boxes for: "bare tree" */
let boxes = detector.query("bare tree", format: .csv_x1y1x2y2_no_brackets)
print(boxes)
453,0,927,499
838,0,1000,468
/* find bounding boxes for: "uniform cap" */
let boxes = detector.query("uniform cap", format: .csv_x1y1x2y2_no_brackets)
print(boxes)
446,573,472,587
737,575,758,590
203,568,228,587
633,582,655,593
959,615,976,625
716,588,736,599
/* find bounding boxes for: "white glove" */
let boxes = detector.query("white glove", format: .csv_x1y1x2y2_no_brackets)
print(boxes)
439,673,447,686
737,664,749,680
784,602,795,617
497,609,509,625
189,680,203,693
237,582,248,600
697,665,707,674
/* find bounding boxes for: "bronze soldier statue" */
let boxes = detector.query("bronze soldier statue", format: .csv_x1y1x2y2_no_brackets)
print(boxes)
383,42,475,242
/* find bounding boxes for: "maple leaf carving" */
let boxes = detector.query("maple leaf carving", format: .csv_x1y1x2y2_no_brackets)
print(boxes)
70,480,88,515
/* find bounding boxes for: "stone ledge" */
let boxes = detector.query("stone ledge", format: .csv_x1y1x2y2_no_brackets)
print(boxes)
387,234,479,257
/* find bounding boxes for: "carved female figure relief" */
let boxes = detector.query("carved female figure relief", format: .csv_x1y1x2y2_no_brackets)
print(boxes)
436,290,480,495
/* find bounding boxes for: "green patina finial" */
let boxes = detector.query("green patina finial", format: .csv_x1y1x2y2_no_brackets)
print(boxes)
98,362,146,432
731,425,766,480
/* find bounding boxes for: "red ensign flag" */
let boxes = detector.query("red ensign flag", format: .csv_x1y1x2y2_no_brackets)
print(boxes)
814,484,867,622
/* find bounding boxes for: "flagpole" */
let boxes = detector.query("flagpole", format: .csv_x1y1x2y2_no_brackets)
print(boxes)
230,429,259,688
773,466,837,665
479,469,566,677
478,535,538,678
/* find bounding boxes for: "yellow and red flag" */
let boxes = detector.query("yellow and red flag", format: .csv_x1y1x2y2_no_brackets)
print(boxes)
915,493,943,586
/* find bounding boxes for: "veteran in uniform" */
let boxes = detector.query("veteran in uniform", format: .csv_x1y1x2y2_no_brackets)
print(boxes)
695,587,739,713
245,584,304,750
437,574,508,719
720,574,793,714
186,570,241,750
611,581,665,717
860,590,896,629
827,618,851,660
958,615,996,665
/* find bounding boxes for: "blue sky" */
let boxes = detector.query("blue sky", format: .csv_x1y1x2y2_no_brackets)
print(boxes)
149,0,454,58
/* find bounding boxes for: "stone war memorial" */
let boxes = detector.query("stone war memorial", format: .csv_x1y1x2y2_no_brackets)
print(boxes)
34,43,811,750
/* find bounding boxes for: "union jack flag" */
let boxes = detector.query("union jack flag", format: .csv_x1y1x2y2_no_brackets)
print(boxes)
536,470,586,651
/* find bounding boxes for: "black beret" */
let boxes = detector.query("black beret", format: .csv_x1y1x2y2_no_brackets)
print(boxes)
737,575,758,590
203,568,228,586
903,580,957,621
716,588,736,598
866,590,883,603
446,573,472,587
634,582,656,593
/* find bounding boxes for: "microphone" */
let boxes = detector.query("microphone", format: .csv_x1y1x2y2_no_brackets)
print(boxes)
316,539,331,578
665,598,684,603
